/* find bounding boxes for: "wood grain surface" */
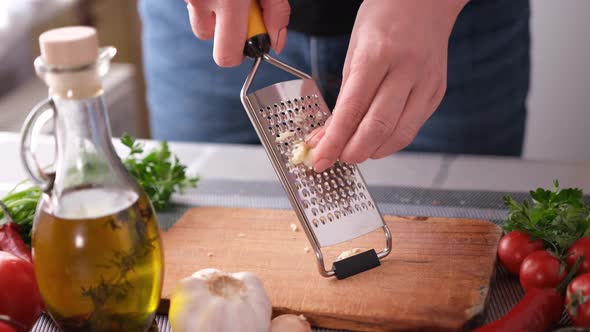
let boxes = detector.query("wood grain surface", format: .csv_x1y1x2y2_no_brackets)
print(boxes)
158,207,503,331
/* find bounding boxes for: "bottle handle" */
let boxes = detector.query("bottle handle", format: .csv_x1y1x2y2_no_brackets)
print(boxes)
20,98,57,192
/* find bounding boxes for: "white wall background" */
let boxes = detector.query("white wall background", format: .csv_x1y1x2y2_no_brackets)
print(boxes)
524,0,590,161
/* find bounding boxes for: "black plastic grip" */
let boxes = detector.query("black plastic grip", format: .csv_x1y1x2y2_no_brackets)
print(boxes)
332,249,381,280
244,34,271,59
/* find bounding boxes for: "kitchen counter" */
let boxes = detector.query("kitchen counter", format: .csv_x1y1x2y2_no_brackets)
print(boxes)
1,131,589,195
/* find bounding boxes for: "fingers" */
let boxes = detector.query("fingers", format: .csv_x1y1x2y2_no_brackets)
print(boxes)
370,80,436,159
306,116,332,147
212,0,250,67
340,68,414,163
259,0,290,53
311,56,387,173
188,0,289,66
187,2,215,40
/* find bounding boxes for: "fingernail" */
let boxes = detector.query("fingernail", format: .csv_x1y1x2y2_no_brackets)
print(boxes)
314,158,332,173
275,28,287,54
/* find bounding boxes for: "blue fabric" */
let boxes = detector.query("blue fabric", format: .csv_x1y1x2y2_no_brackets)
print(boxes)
137,0,530,156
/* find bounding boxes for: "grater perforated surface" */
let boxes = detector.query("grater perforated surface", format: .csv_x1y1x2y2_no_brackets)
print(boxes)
244,78,385,247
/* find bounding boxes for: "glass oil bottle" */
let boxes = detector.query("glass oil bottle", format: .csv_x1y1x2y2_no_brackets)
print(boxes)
20,26,164,331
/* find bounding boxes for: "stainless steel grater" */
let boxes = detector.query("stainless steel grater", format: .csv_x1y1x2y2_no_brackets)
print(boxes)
240,1,391,279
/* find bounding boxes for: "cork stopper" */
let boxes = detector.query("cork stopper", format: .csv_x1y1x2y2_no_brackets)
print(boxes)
35,26,111,99
39,26,99,69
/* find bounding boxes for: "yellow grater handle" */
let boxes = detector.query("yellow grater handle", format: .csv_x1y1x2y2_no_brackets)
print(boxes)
244,0,271,58
247,0,267,39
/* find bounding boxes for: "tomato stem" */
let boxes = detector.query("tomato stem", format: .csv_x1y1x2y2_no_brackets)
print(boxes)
557,255,584,294
546,241,560,256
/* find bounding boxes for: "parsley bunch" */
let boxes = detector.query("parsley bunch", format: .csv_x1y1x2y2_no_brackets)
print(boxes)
120,134,199,210
503,180,590,255
0,135,199,246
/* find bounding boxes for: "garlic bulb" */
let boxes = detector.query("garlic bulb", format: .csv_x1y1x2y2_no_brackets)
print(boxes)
271,314,312,332
169,268,272,332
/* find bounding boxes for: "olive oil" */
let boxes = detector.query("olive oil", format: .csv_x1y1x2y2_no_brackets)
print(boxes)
33,187,164,332
22,26,165,331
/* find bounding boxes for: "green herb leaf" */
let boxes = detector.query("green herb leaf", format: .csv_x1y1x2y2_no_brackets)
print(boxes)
503,179,590,255
120,134,199,210
0,183,43,245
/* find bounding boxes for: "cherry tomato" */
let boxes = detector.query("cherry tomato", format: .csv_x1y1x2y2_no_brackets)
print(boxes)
566,272,590,326
497,230,544,275
0,251,43,332
567,236,590,275
519,250,567,292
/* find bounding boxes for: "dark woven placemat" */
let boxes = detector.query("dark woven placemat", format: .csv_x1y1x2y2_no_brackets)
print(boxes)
31,180,588,331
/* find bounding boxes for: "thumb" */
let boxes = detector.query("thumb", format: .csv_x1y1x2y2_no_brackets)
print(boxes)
259,0,290,53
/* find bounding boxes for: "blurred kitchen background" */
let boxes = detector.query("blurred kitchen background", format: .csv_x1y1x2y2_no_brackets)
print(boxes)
0,0,588,160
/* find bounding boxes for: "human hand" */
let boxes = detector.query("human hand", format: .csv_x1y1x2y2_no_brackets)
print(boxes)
185,0,290,66
307,0,469,173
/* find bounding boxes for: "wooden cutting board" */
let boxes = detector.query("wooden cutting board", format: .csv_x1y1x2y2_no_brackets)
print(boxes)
157,207,503,332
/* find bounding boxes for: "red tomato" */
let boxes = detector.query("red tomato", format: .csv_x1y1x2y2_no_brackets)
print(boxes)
0,322,16,332
519,250,567,292
567,236,590,275
497,230,544,275
566,272,590,326
0,251,43,332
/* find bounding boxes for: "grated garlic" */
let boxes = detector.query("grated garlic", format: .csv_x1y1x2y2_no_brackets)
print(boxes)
290,141,314,168
293,115,305,125
337,248,363,261
276,131,295,142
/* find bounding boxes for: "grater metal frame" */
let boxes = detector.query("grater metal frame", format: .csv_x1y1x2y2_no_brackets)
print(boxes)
240,54,392,278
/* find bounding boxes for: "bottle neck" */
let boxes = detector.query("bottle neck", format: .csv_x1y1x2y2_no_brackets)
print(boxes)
46,70,103,99
51,92,131,197
54,93,113,156
34,46,137,198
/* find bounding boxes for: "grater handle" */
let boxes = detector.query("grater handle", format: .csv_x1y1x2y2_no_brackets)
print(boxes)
244,0,271,58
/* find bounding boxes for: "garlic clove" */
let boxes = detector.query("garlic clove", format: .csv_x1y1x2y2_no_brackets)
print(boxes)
290,141,314,168
270,314,312,332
